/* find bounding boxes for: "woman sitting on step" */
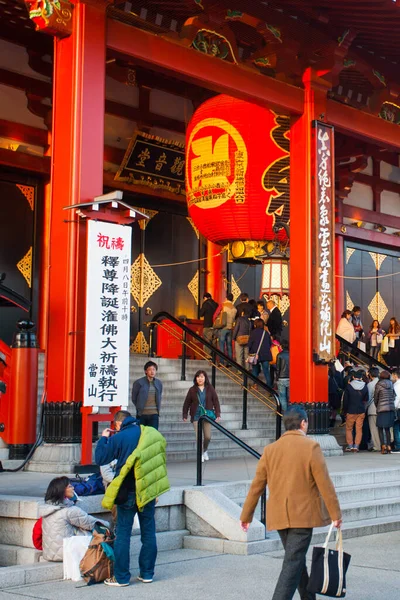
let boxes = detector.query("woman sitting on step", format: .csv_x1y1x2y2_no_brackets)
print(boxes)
182,370,221,463
40,476,109,561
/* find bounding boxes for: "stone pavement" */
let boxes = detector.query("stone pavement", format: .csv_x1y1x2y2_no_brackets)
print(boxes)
0,529,398,600
1,451,400,496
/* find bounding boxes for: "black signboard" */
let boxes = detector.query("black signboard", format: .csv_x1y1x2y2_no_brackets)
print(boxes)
115,131,185,196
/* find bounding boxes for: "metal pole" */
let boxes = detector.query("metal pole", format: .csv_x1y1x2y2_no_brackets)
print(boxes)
181,331,187,381
196,417,204,486
275,410,282,440
211,351,216,388
242,373,248,430
148,326,154,357
260,489,266,531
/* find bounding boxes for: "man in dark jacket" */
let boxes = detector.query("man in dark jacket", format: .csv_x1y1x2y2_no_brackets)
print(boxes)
235,292,253,320
266,300,283,340
276,340,290,410
200,292,218,349
343,369,368,452
95,411,157,587
248,319,272,387
132,361,163,430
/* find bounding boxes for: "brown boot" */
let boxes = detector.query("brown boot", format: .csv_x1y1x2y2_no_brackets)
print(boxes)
381,445,388,454
386,445,392,454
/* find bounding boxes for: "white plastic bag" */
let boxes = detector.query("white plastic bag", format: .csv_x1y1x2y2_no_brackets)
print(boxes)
63,535,91,581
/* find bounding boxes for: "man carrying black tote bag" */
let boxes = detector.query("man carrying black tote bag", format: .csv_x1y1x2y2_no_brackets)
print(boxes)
240,406,342,600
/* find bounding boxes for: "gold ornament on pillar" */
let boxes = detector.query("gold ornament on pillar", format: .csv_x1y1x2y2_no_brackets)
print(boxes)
134,208,158,230
188,271,199,304
16,185,34,211
17,247,33,288
131,331,150,355
130,254,162,308
230,274,241,304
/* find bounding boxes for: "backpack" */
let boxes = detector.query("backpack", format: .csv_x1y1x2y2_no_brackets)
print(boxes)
213,309,227,330
72,473,105,497
80,524,115,585
32,517,43,550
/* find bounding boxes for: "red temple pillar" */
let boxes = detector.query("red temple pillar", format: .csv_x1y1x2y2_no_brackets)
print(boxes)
289,69,330,418
206,240,225,305
44,2,106,432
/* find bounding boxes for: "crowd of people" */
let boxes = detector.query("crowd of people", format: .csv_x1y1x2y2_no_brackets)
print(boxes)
336,304,400,367
200,291,290,409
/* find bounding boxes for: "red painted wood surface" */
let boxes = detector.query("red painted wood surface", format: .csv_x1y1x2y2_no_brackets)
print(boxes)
156,320,204,359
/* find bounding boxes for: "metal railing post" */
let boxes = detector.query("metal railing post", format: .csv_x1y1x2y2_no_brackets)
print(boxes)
181,331,187,381
242,373,248,430
148,326,154,357
211,350,216,388
276,411,282,441
260,489,266,531
196,418,204,486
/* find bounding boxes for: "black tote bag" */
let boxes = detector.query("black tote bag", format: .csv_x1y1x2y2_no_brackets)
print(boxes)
307,523,351,597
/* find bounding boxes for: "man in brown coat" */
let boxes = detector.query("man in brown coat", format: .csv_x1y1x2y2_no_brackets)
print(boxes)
240,406,342,600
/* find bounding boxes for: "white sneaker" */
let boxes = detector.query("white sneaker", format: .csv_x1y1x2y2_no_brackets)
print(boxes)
203,451,209,461
201,454,205,462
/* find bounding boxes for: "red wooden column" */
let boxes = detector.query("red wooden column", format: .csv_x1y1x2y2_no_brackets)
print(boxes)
335,198,345,329
206,240,225,305
289,69,330,411
45,1,106,409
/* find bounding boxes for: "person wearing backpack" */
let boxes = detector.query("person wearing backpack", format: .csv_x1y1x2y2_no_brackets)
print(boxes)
342,369,369,452
217,293,236,366
95,410,169,587
39,476,109,562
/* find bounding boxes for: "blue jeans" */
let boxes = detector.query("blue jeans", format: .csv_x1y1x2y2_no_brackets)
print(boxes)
114,492,157,584
219,328,233,362
251,361,272,388
138,414,159,430
277,378,290,411
393,418,400,450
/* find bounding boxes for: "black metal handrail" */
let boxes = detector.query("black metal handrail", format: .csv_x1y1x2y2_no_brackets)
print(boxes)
336,334,393,372
148,311,282,441
196,415,266,530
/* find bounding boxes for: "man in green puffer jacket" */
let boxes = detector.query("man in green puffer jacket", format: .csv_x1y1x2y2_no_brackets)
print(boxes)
95,410,170,587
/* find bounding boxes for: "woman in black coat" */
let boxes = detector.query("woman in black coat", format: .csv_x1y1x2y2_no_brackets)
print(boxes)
182,370,221,462
248,319,272,388
374,370,396,454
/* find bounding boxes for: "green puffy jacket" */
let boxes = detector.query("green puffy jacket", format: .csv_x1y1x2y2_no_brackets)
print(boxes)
102,425,170,511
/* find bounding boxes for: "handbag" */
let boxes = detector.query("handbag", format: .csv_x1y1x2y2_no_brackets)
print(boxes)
246,331,265,366
236,334,249,346
307,523,351,598
381,335,389,354
198,405,216,420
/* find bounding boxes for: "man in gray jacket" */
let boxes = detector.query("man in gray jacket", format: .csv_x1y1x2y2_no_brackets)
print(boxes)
132,361,163,430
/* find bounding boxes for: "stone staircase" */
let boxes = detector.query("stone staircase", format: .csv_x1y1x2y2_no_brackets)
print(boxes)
129,356,277,461
1,465,400,584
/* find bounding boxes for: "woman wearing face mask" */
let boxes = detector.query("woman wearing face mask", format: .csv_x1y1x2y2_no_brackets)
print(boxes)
40,476,109,561
182,370,221,463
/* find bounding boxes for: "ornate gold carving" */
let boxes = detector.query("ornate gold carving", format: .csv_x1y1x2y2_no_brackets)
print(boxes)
346,247,356,264
188,271,199,304
263,293,290,317
186,217,200,239
130,331,150,354
230,274,241,304
368,252,387,271
25,1,73,38
131,254,162,307
133,208,158,231
17,246,32,288
368,291,388,324
16,185,34,211
346,290,355,311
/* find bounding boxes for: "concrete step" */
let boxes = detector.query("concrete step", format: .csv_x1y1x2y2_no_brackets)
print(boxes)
0,449,9,460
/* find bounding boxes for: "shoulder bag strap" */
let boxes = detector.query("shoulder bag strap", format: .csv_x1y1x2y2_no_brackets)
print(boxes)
255,331,266,356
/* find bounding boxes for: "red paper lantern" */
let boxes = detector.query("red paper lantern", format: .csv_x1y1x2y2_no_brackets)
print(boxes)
185,95,290,246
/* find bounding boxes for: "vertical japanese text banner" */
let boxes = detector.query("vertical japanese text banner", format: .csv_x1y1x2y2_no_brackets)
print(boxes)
84,221,132,407
312,121,335,364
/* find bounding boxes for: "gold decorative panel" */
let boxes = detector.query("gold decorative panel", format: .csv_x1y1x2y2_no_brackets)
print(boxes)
133,207,158,230
17,246,32,288
368,292,388,324
263,293,291,317
346,247,355,264
130,254,162,307
186,217,200,239
16,185,34,211
368,252,387,271
130,331,150,354
346,290,355,311
188,271,199,304
230,274,241,304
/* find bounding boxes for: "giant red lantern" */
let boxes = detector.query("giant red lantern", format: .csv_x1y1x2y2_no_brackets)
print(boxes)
185,94,290,246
